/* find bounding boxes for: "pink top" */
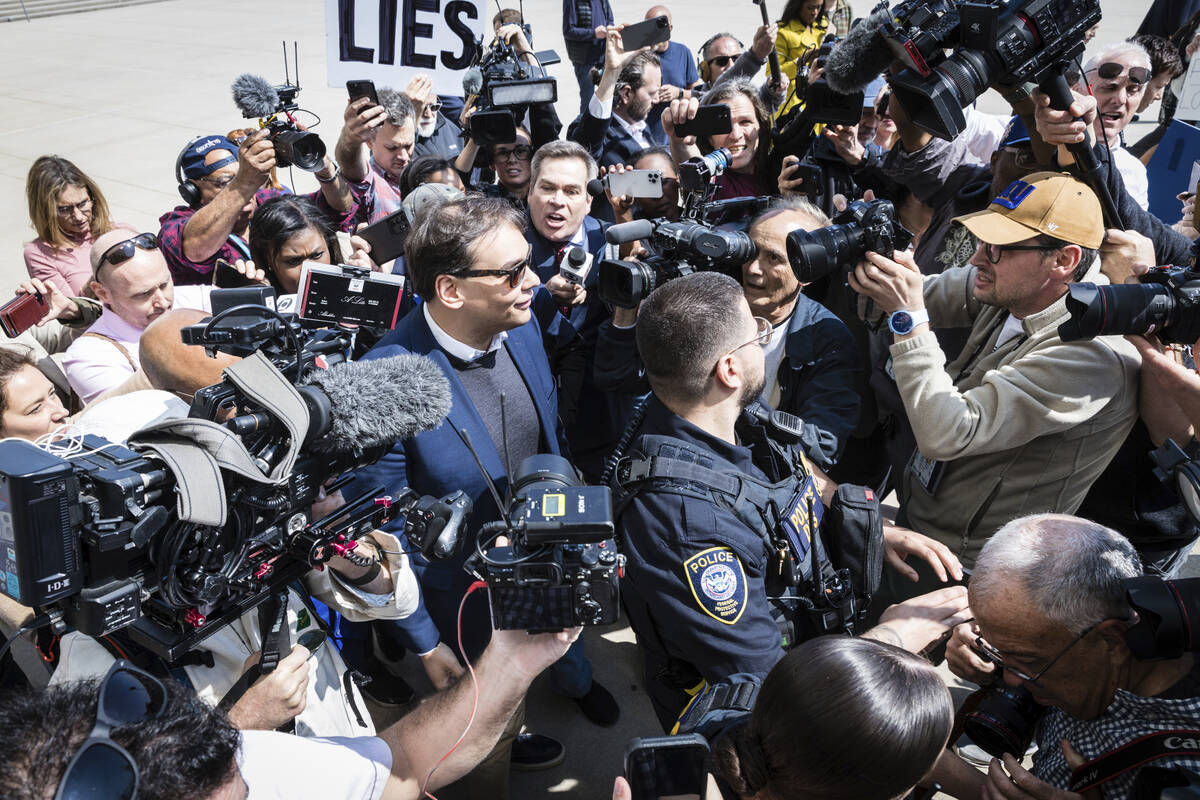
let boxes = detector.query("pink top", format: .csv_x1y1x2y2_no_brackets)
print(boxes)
23,222,137,296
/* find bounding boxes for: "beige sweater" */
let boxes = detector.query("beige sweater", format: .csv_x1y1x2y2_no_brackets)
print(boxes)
892,261,1140,566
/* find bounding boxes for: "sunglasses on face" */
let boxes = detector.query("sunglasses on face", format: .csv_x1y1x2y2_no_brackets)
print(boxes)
426,101,444,113
96,233,159,272
460,246,533,287
54,660,167,800
708,54,741,68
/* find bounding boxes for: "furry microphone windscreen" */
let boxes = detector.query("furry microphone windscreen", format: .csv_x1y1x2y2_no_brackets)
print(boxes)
302,354,453,452
231,73,280,119
823,5,895,96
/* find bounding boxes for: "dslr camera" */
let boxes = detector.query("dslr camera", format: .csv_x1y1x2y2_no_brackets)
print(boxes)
465,27,559,145
466,455,624,632
598,149,767,308
1058,267,1200,345
231,72,326,172
786,198,914,284
879,0,1101,140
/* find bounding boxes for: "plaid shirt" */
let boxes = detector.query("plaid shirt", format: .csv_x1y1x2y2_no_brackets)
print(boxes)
1032,672,1200,798
827,0,853,36
349,155,405,224
158,188,359,285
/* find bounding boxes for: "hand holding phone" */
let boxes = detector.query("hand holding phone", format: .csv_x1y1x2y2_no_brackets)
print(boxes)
347,79,380,108
0,291,49,338
619,15,671,52
674,105,732,139
625,734,710,800
603,169,664,199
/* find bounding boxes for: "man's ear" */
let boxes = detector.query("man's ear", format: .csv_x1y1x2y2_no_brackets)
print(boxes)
89,280,110,307
1053,244,1083,280
433,273,465,310
713,350,742,392
1094,617,1133,655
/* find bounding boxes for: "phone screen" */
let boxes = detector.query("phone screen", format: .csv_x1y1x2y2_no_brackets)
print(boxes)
626,742,707,800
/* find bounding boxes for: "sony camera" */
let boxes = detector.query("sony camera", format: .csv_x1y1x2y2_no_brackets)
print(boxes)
879,0,1101,140
0,307,468,662
467,454,623,632
1058,267,1200,345
465,27,559,145
598,149,766,308
786,198,914,284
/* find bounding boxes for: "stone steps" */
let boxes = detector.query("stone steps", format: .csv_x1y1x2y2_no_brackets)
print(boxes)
0,0,168,23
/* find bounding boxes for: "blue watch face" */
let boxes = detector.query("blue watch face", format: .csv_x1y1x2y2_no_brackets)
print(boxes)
891,311,913,333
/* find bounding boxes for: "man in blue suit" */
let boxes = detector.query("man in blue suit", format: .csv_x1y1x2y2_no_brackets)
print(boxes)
349,196,617,794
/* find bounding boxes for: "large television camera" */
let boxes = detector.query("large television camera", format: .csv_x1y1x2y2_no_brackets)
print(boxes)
878,0,1101,141
1058,267,1200,346
465,455,623,633
597,149,769,308
464,27,559,145
0,307,469,662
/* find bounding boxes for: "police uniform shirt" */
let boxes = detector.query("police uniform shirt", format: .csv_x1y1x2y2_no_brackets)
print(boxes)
619,396,786,727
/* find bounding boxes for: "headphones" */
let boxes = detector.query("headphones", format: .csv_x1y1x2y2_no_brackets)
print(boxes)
697,33,745,83
175,135,204,209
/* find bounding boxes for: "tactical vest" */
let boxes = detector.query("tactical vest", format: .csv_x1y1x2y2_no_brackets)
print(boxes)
612,412,883,643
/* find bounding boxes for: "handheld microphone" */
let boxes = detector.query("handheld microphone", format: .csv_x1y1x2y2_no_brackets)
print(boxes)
823,6,894,95
587,178,606,198
605,219,654,245
231,73,280,119
300,354,452,452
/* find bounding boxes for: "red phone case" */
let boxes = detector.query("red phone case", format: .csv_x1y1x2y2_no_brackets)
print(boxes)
0,293,48,338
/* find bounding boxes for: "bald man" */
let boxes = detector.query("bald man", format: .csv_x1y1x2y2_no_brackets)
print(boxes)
643,5,701,141
62,230,211,404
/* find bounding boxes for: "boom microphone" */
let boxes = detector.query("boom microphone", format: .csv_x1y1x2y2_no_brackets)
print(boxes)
823,5,895,95
605,219,655,245
231,73,280,119
462,66,484,97
300,354,452,452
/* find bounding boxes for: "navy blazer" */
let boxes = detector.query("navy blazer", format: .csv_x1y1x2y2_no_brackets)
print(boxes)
347,305,570,654
527,213,610,340
568,111,667,222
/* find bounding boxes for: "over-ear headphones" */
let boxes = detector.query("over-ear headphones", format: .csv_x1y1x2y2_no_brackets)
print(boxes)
697,33,745,84
175,135,204,209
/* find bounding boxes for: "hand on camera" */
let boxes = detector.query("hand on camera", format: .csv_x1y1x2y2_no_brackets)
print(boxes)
343,96,387,144
824,123,865,165
490,625,582,680
229,644,312,730
17,278,76,325
1098,228,1154,286
847,249,925,316
235,129,276,193
421,641,466,690
881,521,963,582
662,95,700,144
777,155,807,197
1125,333,1200,433
546,272,587,306
497,23,533,53
868,585,972,654
1031,87,1096,146
945,619,997,684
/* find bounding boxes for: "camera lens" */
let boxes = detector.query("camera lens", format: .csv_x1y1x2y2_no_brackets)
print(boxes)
598,259,658,309
786,225,862,284
272,129,327,172
1057,282,1177,342
964,684,1045,758
888,48,991,140
513,454,579,497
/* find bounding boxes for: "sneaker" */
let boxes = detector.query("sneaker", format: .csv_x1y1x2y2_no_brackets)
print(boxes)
573,680,620,726
510,732,566,771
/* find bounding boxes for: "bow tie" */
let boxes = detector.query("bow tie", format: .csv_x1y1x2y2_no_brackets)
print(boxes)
446,349,498,370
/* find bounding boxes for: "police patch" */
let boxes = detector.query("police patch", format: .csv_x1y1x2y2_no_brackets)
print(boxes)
683,547,747,625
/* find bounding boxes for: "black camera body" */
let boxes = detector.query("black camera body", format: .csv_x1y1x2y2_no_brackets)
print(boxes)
1058,268,1200,345
803,35,867,126
253,85,326,172
468,31,558,145
786,199,913,284
468,455,624,632
881,0,1101,140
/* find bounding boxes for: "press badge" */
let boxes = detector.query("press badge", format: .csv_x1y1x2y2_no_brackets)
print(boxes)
908,448,945,494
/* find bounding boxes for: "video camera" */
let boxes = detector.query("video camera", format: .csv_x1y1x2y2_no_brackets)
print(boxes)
797,35,866,127
1058,267,1200,346
464,27,559,145
465,454,624,633
0,306,469,662
879,0,1101,140
231,56,326,172
598,149,770,308
786,198,914,284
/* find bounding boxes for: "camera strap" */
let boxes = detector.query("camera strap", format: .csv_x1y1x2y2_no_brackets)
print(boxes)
1068,730,1200,793
216,590,291,713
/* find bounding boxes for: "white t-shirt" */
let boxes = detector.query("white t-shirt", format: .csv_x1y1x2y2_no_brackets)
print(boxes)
238,731,392,799
1112,145,1149,210
760,316,791,408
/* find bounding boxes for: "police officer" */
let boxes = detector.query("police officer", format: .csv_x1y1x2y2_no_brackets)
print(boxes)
611,272,959,731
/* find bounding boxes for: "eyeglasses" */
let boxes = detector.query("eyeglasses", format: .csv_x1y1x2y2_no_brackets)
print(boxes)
982,242,1057,264
727,316,773,355
707,54,740,68
460,246,533,288
1095,61,1150,85
973,621,1102,685
53,660,166,800
96,233,159,272
56,197,93,218
198,173,236,190
493,144,533,162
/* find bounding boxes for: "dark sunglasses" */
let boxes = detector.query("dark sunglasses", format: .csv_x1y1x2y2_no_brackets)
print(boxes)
708,54,740,68
460,246,533,287
1069,61,1151,87
54,660,167,800
96,233,159,272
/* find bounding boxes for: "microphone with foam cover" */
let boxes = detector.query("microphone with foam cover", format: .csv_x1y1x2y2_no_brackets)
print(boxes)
462,67,484,97
587,178,606,198
605,219,654,245
299,354,452,452
823,5,895,95
231,73,281,119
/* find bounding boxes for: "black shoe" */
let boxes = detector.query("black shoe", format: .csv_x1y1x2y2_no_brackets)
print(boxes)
354,665,416,707
510,732,566,771
574,680,620,726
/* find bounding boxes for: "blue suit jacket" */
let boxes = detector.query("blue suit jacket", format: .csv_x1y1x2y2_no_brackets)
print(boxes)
348,305,569,654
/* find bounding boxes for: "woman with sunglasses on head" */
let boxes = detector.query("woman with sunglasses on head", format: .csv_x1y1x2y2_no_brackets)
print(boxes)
23,155,133,297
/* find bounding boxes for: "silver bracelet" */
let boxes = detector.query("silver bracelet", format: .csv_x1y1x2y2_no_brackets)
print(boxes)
315,161,341,184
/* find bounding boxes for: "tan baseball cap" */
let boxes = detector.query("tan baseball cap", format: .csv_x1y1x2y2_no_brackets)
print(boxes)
952,171,1104,250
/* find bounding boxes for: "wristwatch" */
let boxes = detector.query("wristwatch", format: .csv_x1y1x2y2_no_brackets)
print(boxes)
888,308,930,336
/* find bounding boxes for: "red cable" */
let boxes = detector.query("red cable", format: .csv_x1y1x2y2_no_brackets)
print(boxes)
420,580,488,800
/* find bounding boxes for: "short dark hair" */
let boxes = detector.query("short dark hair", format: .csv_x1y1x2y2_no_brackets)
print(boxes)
637,272,747,404
1033,234,1098,281
400,155,459,196
631,145,675,169
0,676,241,800
405,195,525,299
617,51,662,102
1130,34,1184,79
713,637,953,800
0,348,38,422
248,195,340,294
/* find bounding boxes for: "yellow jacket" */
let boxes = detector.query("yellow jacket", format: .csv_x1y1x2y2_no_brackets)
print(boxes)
775,16,829,118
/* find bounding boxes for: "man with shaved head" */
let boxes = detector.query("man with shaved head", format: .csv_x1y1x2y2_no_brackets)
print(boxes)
62,229,211,404
642,5,702,141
